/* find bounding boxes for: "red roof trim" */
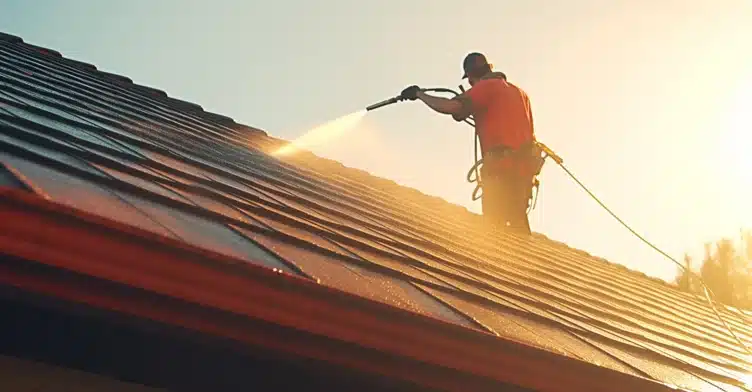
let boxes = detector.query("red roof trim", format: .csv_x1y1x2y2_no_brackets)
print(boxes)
0,188,679,392
0,162,48,197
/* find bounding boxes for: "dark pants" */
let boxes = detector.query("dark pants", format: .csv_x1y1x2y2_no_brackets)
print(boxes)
481,167,533,235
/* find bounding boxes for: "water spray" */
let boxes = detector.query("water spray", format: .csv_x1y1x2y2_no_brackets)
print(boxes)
272,109,368,157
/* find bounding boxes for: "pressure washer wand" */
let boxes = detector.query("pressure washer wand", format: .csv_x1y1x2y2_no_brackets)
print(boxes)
366,96,404,111
365,87,461,112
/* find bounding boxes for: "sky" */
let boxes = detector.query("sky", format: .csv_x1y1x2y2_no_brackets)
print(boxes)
1,0,750,282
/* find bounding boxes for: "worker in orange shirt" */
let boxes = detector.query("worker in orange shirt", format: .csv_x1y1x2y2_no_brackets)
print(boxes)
400,52,537,235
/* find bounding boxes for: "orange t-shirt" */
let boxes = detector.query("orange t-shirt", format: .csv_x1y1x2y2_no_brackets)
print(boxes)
453,73,535,175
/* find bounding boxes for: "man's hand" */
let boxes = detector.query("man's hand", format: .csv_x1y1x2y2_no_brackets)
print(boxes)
400,85,421,101
400,84,465,116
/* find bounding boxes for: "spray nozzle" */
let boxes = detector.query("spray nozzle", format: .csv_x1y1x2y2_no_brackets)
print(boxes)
365,96,404,111
365,87,466,112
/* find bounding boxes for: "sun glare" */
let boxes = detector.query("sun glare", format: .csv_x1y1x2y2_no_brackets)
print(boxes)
724,78,752,183
743,368,752,390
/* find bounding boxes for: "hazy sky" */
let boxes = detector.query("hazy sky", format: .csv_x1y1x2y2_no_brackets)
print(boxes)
2,0,750,282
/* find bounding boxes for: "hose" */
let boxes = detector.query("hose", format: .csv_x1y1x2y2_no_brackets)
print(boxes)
555,159,752,357
420,88,483,200
421,85,752,356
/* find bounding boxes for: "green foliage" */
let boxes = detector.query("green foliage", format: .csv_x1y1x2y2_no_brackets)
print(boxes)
675,229,752,309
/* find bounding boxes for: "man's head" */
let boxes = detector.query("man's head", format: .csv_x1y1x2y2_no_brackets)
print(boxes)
462,52,491,85
462,52,504,86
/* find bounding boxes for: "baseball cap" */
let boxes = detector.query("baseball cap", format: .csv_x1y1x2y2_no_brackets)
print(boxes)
461,52,490,79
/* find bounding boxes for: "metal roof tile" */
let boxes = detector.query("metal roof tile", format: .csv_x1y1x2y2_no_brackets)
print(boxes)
2,32,751,391
238,229,480,329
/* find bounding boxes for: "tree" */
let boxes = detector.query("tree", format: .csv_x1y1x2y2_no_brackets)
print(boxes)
733,229,752,308
675,229,752,309
676,253,700,294
700,239,735,304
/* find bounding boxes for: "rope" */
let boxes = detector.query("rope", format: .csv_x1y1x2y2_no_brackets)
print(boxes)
411,86,752,360
554,159,752,357
420,88,484,200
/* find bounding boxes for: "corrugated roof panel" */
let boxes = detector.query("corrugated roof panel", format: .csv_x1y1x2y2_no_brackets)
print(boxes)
0,71,155,145
0,86,147,158
267,191,405,244
142,150,215,182
113,191,298,274
73,145,165,180
5,48,182,143
540,304,751,389
3,34,752,390
0,153,174,238
0,32,22,43
90,164,190,204
0,131,299,276
260,160,410,218
1,47,165,113
183,155,298,200
137,165,193,185
22,43,62,58
562,300,752,370
236,228,479,329
0,98,125,155
47,64,235,142
419,234,752,360
0,122,103,179
452,253,742,361
417,284,649,378
0,112,71,148
580,336,746,392
352,267,482,329
239,213,357,259
157,183,266,229
3,70,206,148
263,192,352,227
190,169,286,209
417,268,575,329
0,162,29,190
322,241,460,290
516,246,711,326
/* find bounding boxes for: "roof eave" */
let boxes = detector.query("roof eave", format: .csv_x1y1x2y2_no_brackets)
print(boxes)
0,187,683,392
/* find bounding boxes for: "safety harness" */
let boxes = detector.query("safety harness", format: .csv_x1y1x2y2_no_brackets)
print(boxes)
465,134,549,213
419,85,558,214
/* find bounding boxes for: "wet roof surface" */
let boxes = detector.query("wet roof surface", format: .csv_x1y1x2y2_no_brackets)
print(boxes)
0,32,751,392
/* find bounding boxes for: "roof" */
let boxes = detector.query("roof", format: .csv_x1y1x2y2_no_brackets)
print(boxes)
0,31,750,392
0,355,165,392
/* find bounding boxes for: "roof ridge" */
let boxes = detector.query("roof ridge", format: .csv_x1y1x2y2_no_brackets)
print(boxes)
0,30,714,307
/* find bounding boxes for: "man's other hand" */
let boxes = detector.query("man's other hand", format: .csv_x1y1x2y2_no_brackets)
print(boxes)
400,85,421,101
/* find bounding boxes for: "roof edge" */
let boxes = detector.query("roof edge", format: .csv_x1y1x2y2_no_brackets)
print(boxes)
0,31,265,138
0,187,683,392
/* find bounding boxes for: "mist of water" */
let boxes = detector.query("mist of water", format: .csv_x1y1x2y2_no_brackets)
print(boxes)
272,109,368,157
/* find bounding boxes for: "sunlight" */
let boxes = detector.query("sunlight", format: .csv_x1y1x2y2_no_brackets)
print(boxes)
272,110,367,157
743,370,752,390
723,76,752,186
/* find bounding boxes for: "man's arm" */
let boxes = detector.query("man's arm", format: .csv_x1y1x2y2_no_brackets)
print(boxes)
415,91,463,115
416,81,492,121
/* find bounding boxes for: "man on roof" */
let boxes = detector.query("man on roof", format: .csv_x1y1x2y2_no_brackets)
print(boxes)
400,52,537,235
